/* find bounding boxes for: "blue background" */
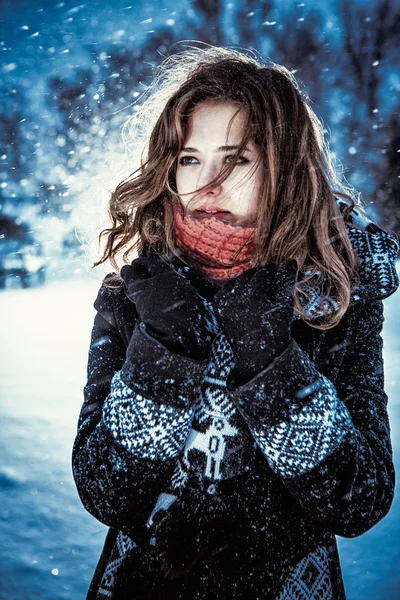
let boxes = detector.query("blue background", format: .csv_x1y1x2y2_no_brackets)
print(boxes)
0,1,399,598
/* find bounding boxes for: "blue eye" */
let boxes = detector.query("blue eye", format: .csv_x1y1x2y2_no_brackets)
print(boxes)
179,155,249,166
179,156,197,166
225,155,249,165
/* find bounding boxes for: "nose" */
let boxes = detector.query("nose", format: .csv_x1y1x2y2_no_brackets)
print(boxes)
196,164,223,197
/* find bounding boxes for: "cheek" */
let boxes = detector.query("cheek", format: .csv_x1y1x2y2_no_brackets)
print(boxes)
242,171,262,209
176,169,191,194
236,167,262,194
254,171,263,195
247,167,263,194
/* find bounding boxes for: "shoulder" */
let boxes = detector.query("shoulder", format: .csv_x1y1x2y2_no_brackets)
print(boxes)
93,272,138,346
93,272,127,329
336,198,400,301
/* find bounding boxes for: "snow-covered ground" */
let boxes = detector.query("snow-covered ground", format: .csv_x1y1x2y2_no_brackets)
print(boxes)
0,275,399,600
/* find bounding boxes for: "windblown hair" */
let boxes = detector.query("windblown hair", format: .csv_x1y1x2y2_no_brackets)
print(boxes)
93,44,365,329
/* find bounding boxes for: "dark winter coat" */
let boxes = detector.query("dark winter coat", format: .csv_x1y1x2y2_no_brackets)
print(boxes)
72,204,399,599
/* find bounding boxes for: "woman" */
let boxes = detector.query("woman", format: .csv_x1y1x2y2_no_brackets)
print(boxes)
72,46,399,599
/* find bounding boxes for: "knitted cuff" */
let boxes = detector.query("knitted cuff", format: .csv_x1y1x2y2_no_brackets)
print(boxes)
247,374,354,479
102,371,195,461
227,339,324,427
120,323,209,410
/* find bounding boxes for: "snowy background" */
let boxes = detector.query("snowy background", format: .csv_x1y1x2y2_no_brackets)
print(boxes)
1,0,399,598
1,275,400,600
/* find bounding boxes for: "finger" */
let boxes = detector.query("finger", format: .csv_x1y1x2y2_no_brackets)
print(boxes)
124,256,172,281
282,258,298,275
214,267,266,311
227,267,260,291
120,261,149,283
149,253,176,270
250,264,277,294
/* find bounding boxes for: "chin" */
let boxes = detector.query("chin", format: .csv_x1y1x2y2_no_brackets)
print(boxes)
231,214,257,227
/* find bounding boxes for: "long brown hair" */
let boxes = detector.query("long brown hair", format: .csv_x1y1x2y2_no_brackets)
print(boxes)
93,44,364,329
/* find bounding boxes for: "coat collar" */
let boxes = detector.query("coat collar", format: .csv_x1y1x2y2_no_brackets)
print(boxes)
336,198,399,302
299,200,399,321
346,221,399,302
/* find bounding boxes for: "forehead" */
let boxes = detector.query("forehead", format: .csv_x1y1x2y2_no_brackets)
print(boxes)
184,101,248,143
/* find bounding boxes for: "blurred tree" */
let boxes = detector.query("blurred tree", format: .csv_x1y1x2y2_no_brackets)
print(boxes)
339,0,399,119
48,69,95,157
35,182,72,219
234,0,273,49
0,214,34,243
62,226,85,258
96,26,176,121
0,85,33,185
375,108,400,232
0,112,23,179
188,0,224,45
338,0,400,233
45,69,107,210
269,9,328,109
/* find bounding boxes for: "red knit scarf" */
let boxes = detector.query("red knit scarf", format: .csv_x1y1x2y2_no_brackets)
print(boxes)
173,203,257,283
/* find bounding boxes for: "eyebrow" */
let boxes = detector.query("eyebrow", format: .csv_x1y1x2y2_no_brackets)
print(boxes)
181,145,252,153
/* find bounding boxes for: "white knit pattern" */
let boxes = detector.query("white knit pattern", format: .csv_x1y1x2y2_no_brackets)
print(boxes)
253,375,355,478
102,370,194,460
98,531,137,599
171,330,257,489
277,546,333,599
346,223,399,297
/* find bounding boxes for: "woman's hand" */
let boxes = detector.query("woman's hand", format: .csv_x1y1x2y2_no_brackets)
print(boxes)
213,259,298,386
120,255,216,360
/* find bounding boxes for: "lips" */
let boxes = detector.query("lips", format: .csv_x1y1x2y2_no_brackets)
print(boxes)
195,205,229,215
194,213,231,223
195,206,229,219
195,210,228,219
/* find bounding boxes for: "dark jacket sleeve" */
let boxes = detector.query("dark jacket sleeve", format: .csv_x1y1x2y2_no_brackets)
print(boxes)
72,282,208,532
227,298,395,538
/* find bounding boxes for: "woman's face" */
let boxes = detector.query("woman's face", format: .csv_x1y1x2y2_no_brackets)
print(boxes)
175,100,263,226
